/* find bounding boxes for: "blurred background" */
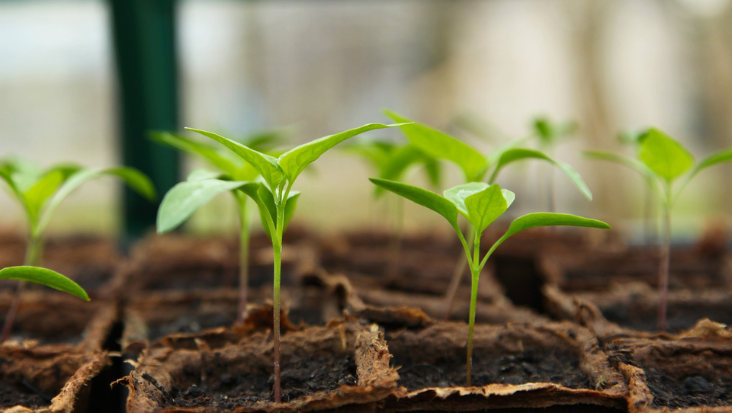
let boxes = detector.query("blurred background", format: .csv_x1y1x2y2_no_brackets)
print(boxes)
1,0,731,241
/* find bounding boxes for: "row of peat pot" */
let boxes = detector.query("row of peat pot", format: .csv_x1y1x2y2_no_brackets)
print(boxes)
0,225,730,412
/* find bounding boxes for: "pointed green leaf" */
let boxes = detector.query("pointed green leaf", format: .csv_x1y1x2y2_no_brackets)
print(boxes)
151,131,242,174
490,213,610,257
639,129,693,182
0,266,88,301
157,178,248,233
35,167,156,237
464,184,513,234
583,151,656,181
370,178,458,230
384,110,488,182
688,148,732,181
24,170,65,223
279,123,399,182
489,148,592,200
186,127,283,189
0,167,24,203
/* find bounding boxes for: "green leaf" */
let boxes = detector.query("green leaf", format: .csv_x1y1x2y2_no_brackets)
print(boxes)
370,178,458,230
464,184,513,234
253,185,300,240
186,168,223,182
0,266,88,301
23,170,65,224
444,182,490,218
688,148,732,181
35,167,156,237
0,166,24,204
151,131,242,174
279,123,399,182
186,127,284,190
639,128,693,182
583,151,656,181
384,110,488,182
488,148,593,200
491,213,610,255
157,178,248,233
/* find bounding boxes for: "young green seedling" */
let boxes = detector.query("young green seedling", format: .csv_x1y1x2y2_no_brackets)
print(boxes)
186,122,401,402
383,111,593,319
585,128,732,330
153,129,288,324
343,140,442,276
370,178,609,385
0,158,155,341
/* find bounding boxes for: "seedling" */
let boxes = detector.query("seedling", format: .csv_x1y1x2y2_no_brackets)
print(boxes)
343,140,442,276
0,266,88,300
613,129,656,243
383,111,593,319
370,178,609,385
585,128,732,330
153,129,288,324
185,122,401,402
0,158,155,341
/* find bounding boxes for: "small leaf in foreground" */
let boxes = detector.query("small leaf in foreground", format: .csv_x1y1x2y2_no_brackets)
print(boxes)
0,266,88,301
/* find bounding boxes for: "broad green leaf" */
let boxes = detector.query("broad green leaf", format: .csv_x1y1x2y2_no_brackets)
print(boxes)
583,151,655,181
444,182,490,218
464,184,513,234
35,167,156,237
0,266,88,301
151,131,241,174
489,213,610,258
639,129,693,182
186,128,284,189
370,178,458,230
0,167,24,203
279,123,399,182
4,159,41,193
157,178,248,233
187,168,223,182
385,110,488,182
488,148,593,200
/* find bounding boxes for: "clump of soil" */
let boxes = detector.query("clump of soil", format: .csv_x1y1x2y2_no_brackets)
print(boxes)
644,368,732,408
170,353,357,407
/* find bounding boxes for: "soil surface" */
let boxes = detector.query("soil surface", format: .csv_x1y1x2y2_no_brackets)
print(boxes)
0,379,51,409
394,349,590,391
169,353,357,407
644,367,732,408
600,300,732,333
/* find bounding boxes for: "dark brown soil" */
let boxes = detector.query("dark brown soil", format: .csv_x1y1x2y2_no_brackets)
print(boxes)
644,368,732,408
0,379,51,409
600,300,732,333
387,323,593,392
394,347,589,391
168,353,357,407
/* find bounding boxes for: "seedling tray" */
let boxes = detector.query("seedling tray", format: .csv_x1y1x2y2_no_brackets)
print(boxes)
0,291,116,351
121,319,399,412
0,346,109,412
607,322,732,412
380,321,627,412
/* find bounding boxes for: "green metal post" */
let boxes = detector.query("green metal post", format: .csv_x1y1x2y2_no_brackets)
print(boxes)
108,0,181,239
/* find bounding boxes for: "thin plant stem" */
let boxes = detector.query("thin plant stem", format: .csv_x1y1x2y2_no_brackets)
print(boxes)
643,178,656,245
465,230,481,387
656,183,672,331
1,233,43,342
236,195,251,325
272,191,288,403
386,195,404,279
443,225,475,320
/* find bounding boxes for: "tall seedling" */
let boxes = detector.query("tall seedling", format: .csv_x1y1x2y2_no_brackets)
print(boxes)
0,159,155,341
371,178,609,385
343,140,441,276
153,130,287,324
185,122,401,402
585,128,732,329
382,111,593,318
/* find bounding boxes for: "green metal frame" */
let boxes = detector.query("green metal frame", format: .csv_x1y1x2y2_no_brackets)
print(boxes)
109,0,181,239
